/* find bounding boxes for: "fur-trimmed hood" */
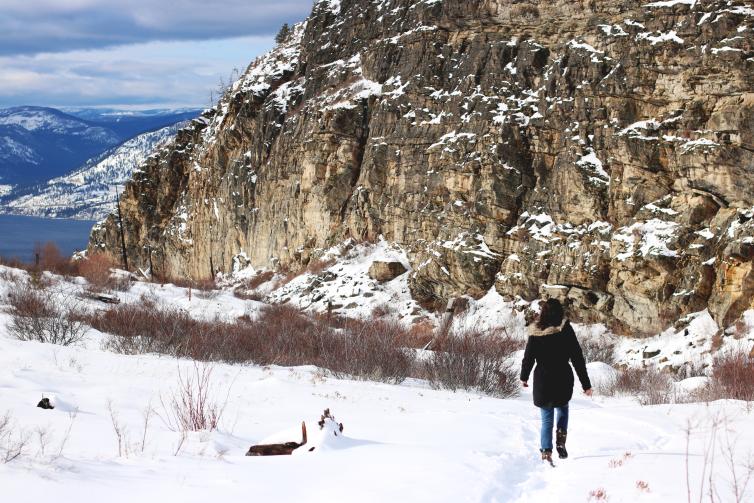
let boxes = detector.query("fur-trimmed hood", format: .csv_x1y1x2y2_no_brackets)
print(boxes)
527,319,568,337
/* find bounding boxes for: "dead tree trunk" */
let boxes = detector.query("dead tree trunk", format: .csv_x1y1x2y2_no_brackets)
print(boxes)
246,422,308,456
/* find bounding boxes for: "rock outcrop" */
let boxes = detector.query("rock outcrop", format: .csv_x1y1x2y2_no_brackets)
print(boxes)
369,261,407,282
90,0,754,335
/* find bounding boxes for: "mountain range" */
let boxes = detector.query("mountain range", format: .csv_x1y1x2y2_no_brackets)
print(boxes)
0,106,199,219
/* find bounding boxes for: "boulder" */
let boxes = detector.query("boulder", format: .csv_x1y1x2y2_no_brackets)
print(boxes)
368,261,407,282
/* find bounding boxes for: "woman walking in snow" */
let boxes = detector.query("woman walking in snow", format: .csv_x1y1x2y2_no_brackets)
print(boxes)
520,298,592,464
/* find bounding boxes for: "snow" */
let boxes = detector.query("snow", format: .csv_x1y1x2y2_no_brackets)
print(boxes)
1,267,754,502
0,108,119,144
0,184,15,197
0,137,41,165
613,219,680,261
615,309,752,372
680,138,719,153
576,148,609,183
265,239,425,321
645,0,696,7
317,0,341,15
617,120,661,141
637,30,685,45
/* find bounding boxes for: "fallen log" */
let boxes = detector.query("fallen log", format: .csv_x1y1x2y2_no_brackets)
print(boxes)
246,421,308,456
84,292,121,304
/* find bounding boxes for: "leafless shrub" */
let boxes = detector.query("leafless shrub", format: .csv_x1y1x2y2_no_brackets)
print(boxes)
422,329,523,397
140,403,154,454
35,427,51,457
580,336,617,365
396,320,435,349
35,242,67,273
511,4,540,21
77,253,116,292
710,349,754,402
306,257,335,275
88,299,219,358
690,348,754,403
7,285,88,346
56,409,78,458
600,366,674,404
0,412,30,463
1,242,78,277
241,270,275,291
107,400,129,457
90,300,535,395
324,318,413,384
685,414,754,503
159,363,228,432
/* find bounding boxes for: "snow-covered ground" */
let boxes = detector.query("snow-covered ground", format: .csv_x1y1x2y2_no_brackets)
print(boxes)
1,266,753,502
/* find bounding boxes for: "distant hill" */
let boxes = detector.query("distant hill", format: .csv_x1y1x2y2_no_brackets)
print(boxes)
0,122,185,220
63,107,200,140
0,106,121,186
0,106,199,188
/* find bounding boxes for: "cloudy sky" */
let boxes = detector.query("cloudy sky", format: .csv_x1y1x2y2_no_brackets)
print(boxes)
0,0,312,109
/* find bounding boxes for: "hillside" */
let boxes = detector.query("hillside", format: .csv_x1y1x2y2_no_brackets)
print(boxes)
0,107,121,186
0,264,752,502
91,0,754,337
0,106,199,196
0,122,185,220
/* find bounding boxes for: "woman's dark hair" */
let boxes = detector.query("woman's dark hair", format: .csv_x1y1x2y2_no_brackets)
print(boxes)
537,298,564,329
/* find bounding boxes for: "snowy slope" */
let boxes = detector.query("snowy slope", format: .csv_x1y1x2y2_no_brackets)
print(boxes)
1,266,752,503
0,123,184,220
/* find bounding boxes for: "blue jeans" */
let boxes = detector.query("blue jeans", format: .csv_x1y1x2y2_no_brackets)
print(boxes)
539,405,569,451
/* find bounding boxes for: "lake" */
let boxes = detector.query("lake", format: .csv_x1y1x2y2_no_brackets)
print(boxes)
0,214,96,261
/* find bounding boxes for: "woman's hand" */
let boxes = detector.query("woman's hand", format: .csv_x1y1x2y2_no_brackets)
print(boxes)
584,388,593,397
521,381,529,388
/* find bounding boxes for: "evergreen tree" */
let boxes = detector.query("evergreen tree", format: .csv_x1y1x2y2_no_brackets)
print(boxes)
275,23,290,44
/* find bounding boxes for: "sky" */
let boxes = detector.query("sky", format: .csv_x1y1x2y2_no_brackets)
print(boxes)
0,0,312,110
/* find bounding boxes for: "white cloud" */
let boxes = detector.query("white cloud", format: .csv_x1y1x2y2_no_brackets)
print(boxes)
0,0,311,55
0,36,275,109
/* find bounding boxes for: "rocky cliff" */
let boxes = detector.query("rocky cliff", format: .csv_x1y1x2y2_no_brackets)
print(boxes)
90,0,754,335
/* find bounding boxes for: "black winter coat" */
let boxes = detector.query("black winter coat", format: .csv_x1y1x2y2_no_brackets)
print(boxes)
520,320,592,408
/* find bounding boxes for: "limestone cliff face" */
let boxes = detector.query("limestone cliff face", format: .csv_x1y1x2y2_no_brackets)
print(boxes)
90,0,754,335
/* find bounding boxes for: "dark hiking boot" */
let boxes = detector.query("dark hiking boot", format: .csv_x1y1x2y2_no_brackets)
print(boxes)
556,428,568,459
540,449,553,465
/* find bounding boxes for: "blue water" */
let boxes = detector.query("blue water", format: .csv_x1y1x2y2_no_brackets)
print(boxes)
0,214,95,261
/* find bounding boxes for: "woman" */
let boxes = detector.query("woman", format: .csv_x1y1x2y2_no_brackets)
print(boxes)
520,298,592,464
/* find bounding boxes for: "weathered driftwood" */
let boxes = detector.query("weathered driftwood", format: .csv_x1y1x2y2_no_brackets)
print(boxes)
246,421,308,456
